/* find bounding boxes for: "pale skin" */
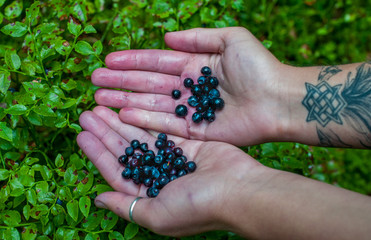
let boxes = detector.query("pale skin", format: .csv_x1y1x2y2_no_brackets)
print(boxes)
77,27,371,239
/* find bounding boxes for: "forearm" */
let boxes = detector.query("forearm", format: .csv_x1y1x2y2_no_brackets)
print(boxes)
278,62,371,148
224,166,371,239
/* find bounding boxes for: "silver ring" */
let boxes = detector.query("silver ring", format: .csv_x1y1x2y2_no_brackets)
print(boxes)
129,197,142,223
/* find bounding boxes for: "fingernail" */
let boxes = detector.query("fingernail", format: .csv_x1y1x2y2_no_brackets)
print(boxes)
95,200,107,209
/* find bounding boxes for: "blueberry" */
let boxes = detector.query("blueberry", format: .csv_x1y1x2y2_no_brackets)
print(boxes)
122,168,132,179
147,187,159,198
129,158,140,168
154,155,164,165
196,105,206,113
56,198,63,205
173,147,183,157
164,147,173,156
191,85,203,96
166,140,175,149
140,143,148,152
201,66,212,76
177,169,187,177
208,89,220,99
157,149,165,156
161,162,172,172
151,167,160,179
200,98,210,109
158,175,170,187
183,78,194,88
132,174,141,185
180,155,188,162
157,133,167,142
213,98,225,110
203,85,212,94
172,89,181,99
174,158,185,170
118,155,128,165
197,76,207,85
203,109,215,122
170,175,177,181
142,154,154,165
130,139,140,149
155,139,165,149
125,146,134,156
209,77,219,87
133,152,143,161
175,104,188,117
143,165,152,177
143,178,153,187
186,161,197,173
192,112,203,123
188,96,199,107
170,168,177,176
166,152,175,160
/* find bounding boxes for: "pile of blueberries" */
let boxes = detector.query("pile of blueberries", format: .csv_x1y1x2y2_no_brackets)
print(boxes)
172,66,225,123
119,133,197,198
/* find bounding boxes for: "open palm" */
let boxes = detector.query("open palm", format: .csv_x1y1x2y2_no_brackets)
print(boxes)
77,106,262,236
92,27,288,146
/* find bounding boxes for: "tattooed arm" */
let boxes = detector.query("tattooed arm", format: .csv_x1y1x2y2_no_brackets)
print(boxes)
284,62,371,148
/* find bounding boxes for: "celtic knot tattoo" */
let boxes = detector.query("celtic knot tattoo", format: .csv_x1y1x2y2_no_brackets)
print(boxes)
302,81,346,127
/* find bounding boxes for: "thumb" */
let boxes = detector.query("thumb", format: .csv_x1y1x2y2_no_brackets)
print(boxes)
95,191,152,227
164,27,245,53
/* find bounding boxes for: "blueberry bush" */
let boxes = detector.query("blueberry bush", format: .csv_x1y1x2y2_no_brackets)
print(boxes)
0,0,370,239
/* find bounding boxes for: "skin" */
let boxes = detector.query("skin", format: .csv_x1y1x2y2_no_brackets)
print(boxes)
78,27,371,238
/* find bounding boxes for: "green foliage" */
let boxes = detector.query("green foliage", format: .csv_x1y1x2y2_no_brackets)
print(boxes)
0,0,369,239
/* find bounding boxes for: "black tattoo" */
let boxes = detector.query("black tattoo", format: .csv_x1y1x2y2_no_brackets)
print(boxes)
302,63,371,148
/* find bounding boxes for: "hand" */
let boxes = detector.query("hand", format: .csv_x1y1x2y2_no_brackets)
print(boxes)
77,106,263,236
91,27,292,146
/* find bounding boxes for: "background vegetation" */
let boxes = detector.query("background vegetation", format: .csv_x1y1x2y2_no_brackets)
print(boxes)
0,0,370,239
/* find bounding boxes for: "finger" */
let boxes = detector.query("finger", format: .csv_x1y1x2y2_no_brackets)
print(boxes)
91,68,180,94
119,108,207,140
95,191,153,228
92,106,157,147
79,110,128,158
165,27,237,53
94,89,176,113
77,131,138,194
105,49,191,75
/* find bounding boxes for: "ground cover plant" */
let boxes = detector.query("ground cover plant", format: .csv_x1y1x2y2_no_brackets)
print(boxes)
0,0,370,239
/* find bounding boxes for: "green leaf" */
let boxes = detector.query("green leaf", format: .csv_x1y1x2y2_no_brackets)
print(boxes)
65,57,87,72
1,22,27,37
231,0,244,11
109,35,131,51
26,1,40,24
21,62,36,76
262,40,273,49
22,81,49,97
101,211,118,230
26,189,37,205
0,169,10,180
75,41,95,55
64,167,78,185
130,0,147,8
1,210,21,226
26,111,42,126
3,228,20,240
5,104,27,115
70,123,82,133
61,79,77,91
84,25,96,33
0,122,13,142
124,223,139,240
85,233,100,240
23,204,31,220
21,224,37,240
0,70,11,94
82,210,105,230
9,178,24,197
4,0,23,19
72,1,87,22
163,18,177,31
108,231,125,240
67,19,82,36
93,40,103,55
55,154,64,168
5,49,21,70
66,199,79,222
79,196,91,218
55,39,72,56
33,104,56,117
58,186,72,202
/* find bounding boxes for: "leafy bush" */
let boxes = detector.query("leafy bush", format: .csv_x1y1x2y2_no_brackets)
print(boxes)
0,0,370,239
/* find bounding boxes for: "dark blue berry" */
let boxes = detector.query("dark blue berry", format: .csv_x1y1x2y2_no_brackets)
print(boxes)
118,155,128,165
188,96,199,107
157,148,165,156
197,76,207,85
130,139,140,149
154,155,164,165
151,168,160,179
143,165,152,177
183,78,194,88
175,104,188,117
186,161,197,173
172,89,181,99
155,139,165,149
192,112,203,123
147,187,160,198
142,154,153,165
180,155,188,162
147,150,155,156
208,89,220,99
174,158,185,170
170,175,177,181
143,178,153,187
56,198,63,205
203,85,212,94
125,146,134,156
166,140,175,149
166,152,175,160
191,85,203,96
209,77,219,87
164,147,173,156
158,175,170,187
177,169,187,177
201,66,212,76
170,168,177,176
129,158,140,168
157,133,167,142
196,105,205,113
213,98,225,110
203,110,215,122
132,174,141,184
140,143,148,152
161,162,172,173
173,147,183,157
133,152,143,161
200,98,210,109
122,168,132,179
